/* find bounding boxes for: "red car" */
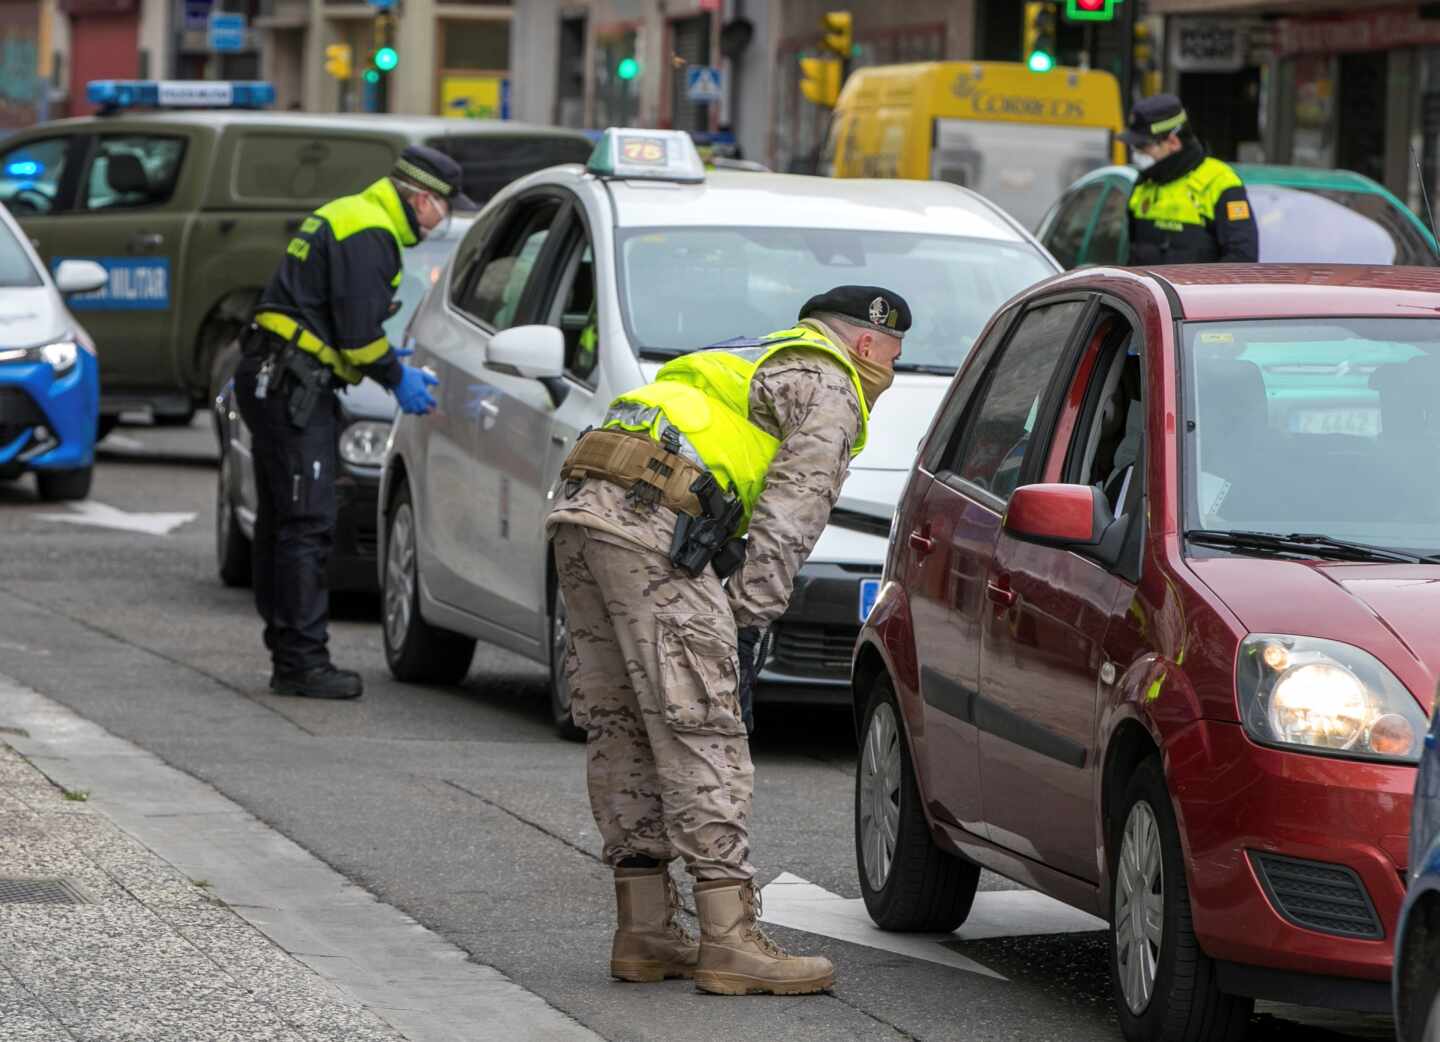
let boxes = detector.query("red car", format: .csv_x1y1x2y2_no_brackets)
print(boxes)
853,265,1440,1042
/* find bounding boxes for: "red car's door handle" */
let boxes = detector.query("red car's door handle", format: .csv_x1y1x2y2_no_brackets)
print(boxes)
986,578,1015,607
908,528,935,554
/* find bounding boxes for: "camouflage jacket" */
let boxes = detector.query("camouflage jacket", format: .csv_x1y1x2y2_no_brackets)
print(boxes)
546,321,863,628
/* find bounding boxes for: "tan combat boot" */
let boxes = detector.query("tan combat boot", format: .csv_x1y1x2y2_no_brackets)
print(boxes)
610,868,700,982
693,880,834,995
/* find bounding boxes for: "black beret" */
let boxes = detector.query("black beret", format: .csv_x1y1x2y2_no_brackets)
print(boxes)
799,285,911,336
1119,93,1188,146
393,144,477,210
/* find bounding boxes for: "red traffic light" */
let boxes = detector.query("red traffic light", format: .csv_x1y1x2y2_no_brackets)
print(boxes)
1065,0,1116,20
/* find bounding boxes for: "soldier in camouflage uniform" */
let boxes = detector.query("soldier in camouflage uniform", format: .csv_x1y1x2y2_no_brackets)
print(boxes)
546,286,910,996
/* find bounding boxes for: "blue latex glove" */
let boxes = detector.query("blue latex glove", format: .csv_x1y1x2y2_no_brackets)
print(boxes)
395,364,438,415
393,345,414,358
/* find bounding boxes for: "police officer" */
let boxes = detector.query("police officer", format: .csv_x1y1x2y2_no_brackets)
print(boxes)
236,146,470,700
1121,93,1259,265
545,286,908,995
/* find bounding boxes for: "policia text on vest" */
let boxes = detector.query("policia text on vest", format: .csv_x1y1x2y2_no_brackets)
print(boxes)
234,145,464,701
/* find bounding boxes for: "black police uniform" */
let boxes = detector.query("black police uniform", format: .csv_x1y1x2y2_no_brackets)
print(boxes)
236,146,471,698
1120,94,1259,265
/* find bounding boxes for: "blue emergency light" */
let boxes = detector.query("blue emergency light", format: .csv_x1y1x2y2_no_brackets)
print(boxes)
86,80,276,111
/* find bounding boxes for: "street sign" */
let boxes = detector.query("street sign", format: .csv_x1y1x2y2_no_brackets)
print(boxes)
207,12,246,53
685,64,724,104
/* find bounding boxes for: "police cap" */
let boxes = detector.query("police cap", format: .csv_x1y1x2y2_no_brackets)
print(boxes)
799,285,911,337
1118,94,1188,147
392,145,477,211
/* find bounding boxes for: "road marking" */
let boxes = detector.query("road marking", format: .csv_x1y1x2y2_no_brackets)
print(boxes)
35,500,196,537
101,434,145,450
759,872,1106,979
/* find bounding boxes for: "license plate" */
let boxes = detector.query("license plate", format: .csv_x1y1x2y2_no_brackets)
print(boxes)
1288,408,1380,437
858,578,881,623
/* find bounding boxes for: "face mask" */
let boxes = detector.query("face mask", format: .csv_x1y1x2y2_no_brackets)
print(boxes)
852,352,895,410
1131,150,1155,171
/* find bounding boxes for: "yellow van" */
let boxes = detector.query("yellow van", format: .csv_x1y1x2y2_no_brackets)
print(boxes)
826,61,1125,230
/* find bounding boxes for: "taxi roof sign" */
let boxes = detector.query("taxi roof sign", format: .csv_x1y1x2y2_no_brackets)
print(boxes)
87,80,276,111
585,128,705,184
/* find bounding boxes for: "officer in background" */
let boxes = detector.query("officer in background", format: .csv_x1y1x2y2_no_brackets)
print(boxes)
546,286,908,996
236,146,469,700
1121,94,1259,265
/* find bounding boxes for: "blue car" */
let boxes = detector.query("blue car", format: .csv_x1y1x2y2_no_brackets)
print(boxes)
1396,701,1440,1042
0,202,107,501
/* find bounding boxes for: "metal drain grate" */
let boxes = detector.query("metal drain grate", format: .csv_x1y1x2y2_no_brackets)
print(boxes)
0,878,90,905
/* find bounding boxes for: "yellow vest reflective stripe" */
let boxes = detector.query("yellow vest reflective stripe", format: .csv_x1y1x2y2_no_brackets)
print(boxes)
602,325,868,531
1128,157,1243,231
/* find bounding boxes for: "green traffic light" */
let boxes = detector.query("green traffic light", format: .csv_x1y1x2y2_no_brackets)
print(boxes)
1027,50,1055,73
375,46,398,71
364,68,380,84
616,57,639,81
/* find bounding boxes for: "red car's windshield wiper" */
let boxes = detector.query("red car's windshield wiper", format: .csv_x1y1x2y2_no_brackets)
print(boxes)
1184,529,1437,564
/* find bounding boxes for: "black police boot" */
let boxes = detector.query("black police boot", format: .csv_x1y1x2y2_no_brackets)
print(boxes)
270,665,363,700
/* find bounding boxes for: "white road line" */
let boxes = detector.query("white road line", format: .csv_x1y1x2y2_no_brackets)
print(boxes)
34,500,196,536
760,872,1106,979
101,434,146,450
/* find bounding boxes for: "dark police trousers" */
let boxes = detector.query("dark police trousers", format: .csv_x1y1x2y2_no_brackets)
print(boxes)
234,353,338,673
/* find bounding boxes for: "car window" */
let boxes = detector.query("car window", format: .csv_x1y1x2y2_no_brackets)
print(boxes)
0,219,41,287
384,220,471,343
944,300,1087,501
920,306,1017,474
0,137,74,215
1180,317,1440,551
1249,185,1438,266
617,226,1054,373
1044,183,1106,269
1088,187,1129,266
458,199,561,330
1061,312,1143,516
84,135,187,211
425,135,592,208
546,228,598,384
230,133,395,205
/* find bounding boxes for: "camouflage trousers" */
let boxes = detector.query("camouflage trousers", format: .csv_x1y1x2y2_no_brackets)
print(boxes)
552,522,755,882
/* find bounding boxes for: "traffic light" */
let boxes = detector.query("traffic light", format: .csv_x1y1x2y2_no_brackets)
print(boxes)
1133,21,1160,96
1023,2,1057,73
799,56,841,107
616,57,639,80
372,11,397,74
324,43,351,80
1065,0,1117,21
821,11,852,59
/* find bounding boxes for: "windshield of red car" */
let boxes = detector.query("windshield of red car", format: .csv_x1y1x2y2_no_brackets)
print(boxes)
1181,318,1440,552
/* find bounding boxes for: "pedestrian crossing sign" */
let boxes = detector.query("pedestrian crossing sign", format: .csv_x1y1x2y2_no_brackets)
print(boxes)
685,65,724,104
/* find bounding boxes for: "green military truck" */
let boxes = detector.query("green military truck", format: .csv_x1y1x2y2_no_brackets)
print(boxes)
0,100,592,431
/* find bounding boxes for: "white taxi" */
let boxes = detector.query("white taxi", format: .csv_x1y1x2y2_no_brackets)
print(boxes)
379,129,1058,737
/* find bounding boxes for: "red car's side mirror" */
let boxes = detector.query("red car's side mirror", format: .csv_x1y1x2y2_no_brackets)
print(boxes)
1003,483,1109,548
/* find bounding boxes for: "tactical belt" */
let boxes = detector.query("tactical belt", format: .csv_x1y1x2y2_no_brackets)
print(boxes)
561,429,706,517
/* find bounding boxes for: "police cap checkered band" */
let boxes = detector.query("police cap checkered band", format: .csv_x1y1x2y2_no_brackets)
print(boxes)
394,158,452,196
799,285,912,337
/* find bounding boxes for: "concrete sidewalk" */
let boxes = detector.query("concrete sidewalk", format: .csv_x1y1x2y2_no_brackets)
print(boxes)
0,676,603,1042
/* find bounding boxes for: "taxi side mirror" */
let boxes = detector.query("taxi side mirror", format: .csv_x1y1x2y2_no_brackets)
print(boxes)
487,325,564,380
54,259,109,296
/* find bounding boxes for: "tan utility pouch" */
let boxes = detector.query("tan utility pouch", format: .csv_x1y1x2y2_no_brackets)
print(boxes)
562,429,705,517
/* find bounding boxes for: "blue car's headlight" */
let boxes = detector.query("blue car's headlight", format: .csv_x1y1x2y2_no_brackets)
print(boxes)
1237,634,1425,763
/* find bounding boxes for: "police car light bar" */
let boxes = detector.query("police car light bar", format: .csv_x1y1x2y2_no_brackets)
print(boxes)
87,80,276,111
585,128,705,184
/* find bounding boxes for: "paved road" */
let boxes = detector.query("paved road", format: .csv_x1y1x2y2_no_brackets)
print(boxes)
0,418,1398,1042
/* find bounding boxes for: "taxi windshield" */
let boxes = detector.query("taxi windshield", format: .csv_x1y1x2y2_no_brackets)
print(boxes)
0,220,41,289
616,226,1054,372
1181,317,1440,553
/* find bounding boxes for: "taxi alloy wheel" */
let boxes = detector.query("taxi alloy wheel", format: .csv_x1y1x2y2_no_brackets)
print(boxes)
855,676,978,932
1110,758,1250,1042
216,449,251,587
546,581,586,743
382,486,474,685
